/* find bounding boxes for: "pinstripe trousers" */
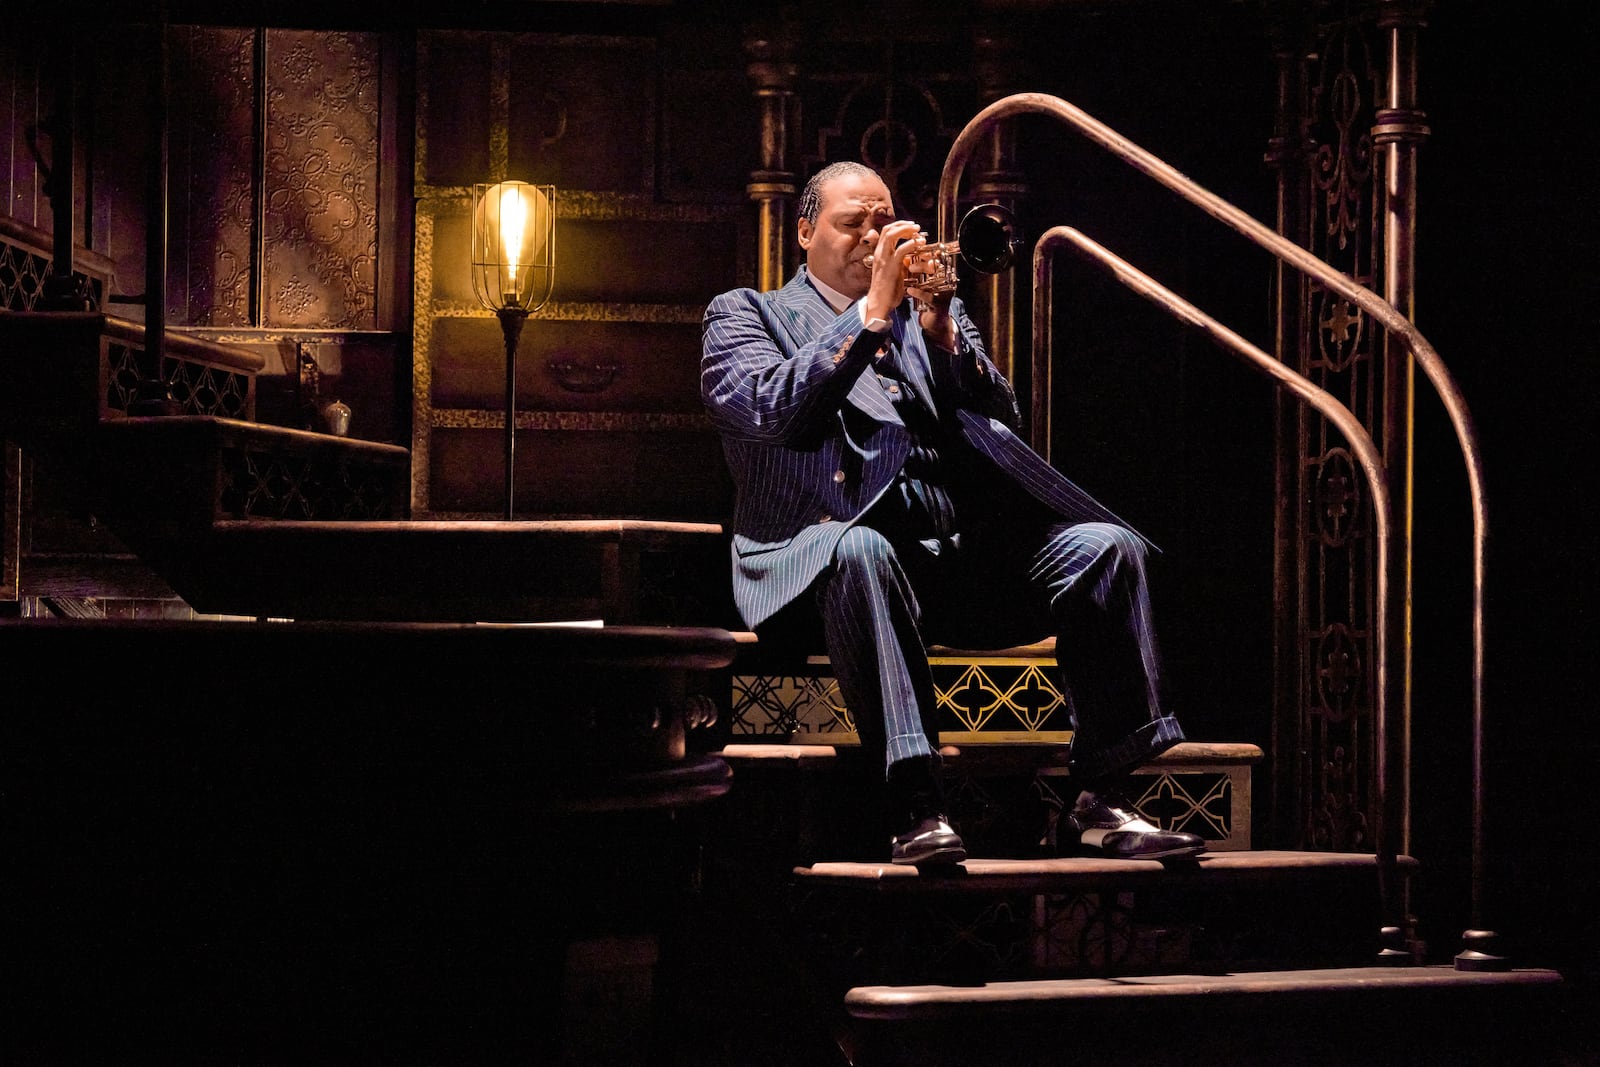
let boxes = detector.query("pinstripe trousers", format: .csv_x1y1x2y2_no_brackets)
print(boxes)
812,514,1184,787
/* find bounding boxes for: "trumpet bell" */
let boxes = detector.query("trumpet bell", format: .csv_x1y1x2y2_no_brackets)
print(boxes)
897,203,1023,312
956,203,1023,274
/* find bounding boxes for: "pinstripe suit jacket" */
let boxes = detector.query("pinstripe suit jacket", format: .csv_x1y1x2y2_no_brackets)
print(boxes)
701,265,1142,629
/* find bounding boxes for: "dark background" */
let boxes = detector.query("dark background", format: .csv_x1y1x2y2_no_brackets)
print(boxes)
1416,0,1598,979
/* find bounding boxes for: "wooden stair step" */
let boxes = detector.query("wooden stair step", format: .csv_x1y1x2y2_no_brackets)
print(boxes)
844,964,1564,1020
730,630,1059,661
720,740,1263,853
4,616,739,805
1,311,264,448
750,848,1438,1003
794,850,1419,896
838,966,1574,1066
80,416,725,621
722,739,1261,773
92,415,410,528
188,517,724,622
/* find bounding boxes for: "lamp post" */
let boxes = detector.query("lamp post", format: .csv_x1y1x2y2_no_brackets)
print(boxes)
471,181,555,519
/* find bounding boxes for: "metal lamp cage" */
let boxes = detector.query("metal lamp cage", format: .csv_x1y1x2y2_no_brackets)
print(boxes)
470,181,556,313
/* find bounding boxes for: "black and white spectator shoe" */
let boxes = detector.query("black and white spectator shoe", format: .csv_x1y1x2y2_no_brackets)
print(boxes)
1068,790,1206,861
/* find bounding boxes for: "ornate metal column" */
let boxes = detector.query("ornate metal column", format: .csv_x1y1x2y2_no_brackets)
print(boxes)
1373,0,1429,863
1265,7,1316,851
744,19,799,293
1275,2,1386,862
971,25,1029,405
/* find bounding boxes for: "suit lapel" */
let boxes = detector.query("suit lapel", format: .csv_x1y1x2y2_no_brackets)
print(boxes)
890,306,938,420
770,267,902,426
770,267,840,353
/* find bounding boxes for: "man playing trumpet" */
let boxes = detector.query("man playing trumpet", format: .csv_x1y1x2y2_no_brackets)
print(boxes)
700,160,1204,865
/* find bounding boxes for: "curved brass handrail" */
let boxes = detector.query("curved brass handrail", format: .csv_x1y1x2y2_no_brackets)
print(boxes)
1034,228,1398,916
941,92,1493,948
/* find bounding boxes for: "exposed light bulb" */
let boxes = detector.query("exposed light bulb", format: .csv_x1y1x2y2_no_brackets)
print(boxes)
471,180,553,314
500,185,528,283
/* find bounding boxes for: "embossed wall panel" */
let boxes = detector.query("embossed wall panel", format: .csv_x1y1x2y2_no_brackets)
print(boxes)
261,31,381,330
507,36,655,193
166,27,388,334
170,26,257,328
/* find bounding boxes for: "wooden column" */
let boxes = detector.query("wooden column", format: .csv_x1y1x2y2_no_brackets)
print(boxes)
744,20,799,293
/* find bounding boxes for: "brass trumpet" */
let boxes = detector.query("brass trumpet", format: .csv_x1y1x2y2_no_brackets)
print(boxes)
866,204,1023,310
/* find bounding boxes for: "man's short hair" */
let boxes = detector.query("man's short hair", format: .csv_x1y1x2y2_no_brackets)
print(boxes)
797,161,879,225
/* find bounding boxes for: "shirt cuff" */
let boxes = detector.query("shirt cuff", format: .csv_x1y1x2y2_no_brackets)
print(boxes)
856,299,891,335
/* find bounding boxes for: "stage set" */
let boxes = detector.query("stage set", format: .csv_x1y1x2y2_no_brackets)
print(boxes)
3,1,1594,1062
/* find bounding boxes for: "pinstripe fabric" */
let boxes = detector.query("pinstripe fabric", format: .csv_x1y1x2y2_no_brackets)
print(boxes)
701,267,1149,629
816,526,940,767
1022,522,1184,783
702,266,1183,782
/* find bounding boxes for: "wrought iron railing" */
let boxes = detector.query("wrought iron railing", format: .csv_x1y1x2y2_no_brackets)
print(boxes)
937,92,1494,969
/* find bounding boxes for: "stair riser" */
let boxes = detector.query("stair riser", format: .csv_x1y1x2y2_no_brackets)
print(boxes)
717,756,1255,866
782,874,1393,989
731,654,1072,743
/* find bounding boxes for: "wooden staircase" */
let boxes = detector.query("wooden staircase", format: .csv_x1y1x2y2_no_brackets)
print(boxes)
689,750,1574,1064
91,414,723,621
690,640,1574,1066
1,308,1579,1065
1,307,745,1063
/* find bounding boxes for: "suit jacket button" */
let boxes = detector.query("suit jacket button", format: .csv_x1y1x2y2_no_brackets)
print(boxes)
833,470,846,484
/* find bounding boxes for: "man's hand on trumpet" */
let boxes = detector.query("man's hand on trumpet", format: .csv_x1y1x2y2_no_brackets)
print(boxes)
863,220,958,351
862,219,925,323
908,245,958,352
